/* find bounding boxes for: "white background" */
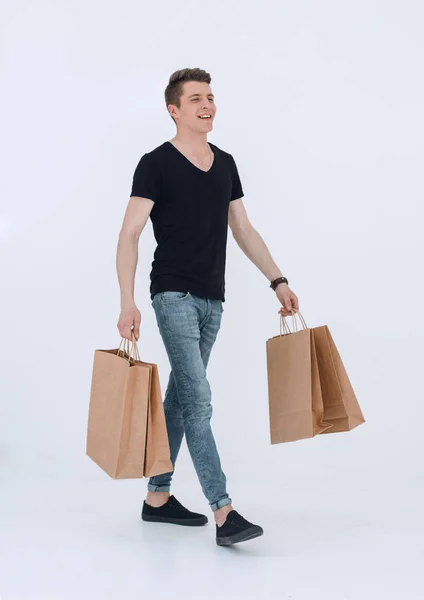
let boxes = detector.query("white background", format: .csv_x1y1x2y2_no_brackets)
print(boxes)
1,1,423,598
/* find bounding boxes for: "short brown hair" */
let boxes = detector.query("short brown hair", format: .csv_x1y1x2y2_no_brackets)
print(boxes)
165,68,212,123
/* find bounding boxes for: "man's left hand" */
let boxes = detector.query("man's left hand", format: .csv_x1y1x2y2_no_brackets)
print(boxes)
276,283,299,317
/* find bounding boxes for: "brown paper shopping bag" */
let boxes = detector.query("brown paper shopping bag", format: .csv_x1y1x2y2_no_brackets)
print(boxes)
86,333,173,479
266,313,333,443
266,312,365,444
309,324,366,435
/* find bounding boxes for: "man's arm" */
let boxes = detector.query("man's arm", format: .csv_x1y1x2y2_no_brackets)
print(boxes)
228,198,283,281
228,198,299,314
116,196,154,340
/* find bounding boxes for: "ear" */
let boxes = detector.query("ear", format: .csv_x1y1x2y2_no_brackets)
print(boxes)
168,104,178,119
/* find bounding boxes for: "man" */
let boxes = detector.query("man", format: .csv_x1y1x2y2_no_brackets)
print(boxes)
116,68,299,546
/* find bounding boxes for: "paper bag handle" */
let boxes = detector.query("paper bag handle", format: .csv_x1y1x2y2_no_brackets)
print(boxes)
279,310,308,336
117,329,140,363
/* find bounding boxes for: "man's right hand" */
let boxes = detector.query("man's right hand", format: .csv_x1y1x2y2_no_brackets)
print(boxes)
117,304,142,341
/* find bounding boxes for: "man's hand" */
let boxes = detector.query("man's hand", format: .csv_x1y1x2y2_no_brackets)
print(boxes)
117,304,141,341
275,283,299,317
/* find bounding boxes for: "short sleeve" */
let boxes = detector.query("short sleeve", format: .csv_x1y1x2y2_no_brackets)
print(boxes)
130,152,161,202
230,155,244,201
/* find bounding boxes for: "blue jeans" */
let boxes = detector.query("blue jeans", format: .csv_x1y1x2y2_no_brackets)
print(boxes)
148,291,232,512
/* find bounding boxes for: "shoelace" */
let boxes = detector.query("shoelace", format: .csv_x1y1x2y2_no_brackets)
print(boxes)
168,497,188,511
226,511,252,527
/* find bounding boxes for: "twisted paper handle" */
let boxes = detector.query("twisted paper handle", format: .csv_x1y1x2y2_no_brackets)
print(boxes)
279,310,308,336
117,329,140,362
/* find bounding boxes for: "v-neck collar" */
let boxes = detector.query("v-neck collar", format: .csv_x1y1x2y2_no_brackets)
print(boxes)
166,141,216,174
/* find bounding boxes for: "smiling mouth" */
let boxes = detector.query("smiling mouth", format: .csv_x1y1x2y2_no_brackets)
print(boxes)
198,115,212,119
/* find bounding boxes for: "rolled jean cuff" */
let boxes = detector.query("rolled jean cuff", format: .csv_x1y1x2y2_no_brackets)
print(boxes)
210,496,232,512
147,484,171,493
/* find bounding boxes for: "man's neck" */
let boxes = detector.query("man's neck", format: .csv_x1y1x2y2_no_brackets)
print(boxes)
170,130,209,156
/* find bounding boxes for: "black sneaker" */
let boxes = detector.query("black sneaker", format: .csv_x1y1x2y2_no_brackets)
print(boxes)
141,495,208,527
216,510,263,546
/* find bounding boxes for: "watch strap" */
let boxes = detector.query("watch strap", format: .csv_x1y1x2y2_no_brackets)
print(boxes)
270,276,288,290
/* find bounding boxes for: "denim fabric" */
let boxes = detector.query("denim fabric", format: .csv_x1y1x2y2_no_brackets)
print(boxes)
147,291,232,512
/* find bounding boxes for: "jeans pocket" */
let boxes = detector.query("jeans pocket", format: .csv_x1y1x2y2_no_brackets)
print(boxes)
160,291,191,302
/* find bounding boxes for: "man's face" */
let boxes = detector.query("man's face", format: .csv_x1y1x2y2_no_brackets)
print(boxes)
169,81,216,132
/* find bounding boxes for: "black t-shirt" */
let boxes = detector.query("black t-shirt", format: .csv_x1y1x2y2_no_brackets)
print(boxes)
130,141,244,302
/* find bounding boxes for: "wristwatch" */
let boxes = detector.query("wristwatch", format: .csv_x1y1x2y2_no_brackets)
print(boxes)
270,276,289,291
